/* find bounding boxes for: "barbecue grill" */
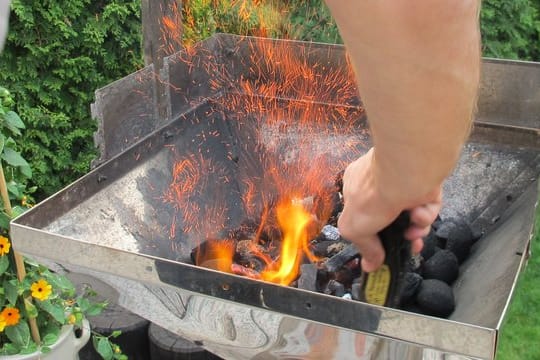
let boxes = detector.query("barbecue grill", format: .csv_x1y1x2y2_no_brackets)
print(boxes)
10,34,540,359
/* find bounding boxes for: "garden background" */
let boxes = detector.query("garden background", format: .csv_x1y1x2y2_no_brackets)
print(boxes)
1,1,539,359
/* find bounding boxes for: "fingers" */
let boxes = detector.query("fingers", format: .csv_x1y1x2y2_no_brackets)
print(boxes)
357,234,386,272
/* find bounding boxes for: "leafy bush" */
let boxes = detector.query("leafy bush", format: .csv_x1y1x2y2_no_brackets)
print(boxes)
0,0,143,198
182,0,540,61
481,0,540,60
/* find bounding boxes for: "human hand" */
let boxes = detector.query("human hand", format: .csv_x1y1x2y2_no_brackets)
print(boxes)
337,148,442,272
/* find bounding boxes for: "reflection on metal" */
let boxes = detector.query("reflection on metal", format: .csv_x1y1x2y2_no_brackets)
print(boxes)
10,35,540,359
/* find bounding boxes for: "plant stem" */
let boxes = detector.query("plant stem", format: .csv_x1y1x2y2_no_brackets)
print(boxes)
0,165,41,344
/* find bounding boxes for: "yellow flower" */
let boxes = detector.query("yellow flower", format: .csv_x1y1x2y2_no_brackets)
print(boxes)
0,314,6,332
1,307,20,326
67,314,76,324
0,236,10,256
30,279,53,301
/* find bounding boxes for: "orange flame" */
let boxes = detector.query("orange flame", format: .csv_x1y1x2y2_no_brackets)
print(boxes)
261,199,312,285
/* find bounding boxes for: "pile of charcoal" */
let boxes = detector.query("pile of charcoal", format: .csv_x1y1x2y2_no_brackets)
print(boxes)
304,216,481,318
191,173,481,318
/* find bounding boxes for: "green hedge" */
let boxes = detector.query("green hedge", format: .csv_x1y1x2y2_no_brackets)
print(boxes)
1,0,538,198
0,0,142,198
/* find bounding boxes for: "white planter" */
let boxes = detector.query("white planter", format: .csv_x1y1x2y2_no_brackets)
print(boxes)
6,319,91,360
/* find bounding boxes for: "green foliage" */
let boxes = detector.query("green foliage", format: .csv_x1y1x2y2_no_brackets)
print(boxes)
481,0,540,60
0,87,34,228
182,0,540,61
0,0,143,198
182,0,284,45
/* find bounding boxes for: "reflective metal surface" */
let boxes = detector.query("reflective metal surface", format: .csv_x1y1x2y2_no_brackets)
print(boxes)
10,35,540,359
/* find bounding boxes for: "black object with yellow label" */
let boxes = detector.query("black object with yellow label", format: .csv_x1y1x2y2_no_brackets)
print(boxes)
361,211,411,308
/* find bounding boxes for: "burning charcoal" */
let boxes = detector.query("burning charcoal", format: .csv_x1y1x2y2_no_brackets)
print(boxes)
416,279,455,318
321,225,341,242
260,225,282,244
421,228,438,261
400,272,423,304
298,264,318,292
324,279,345,297
326,242,347,257
190,239,235,268
435,218,474,263
231,264,261,280
324,244,360,272
310,240,336,257
423,250,459,285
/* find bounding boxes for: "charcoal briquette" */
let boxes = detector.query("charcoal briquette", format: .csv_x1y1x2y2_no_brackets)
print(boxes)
400,272,423,304
351,282,363,301
435,218,474,263
324,244,360,272
423,250,459,285
416,279,455,317
298,264,318,292
324,279,345,297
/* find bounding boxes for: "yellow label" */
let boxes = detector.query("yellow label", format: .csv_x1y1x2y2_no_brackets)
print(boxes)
365,264,391,306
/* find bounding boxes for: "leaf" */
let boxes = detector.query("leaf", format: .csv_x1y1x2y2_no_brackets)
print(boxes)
4,111,25,129
20,164,32,178
11,205,29,219
24,298,38,318
0,133,4,154
95,337,114,360
46,273,75,294
0,212,9,231
2,148,30,167
110,330,122,338
18,342,38,354
0,255,9,275
5,321,31,347
85,303,106,317
42,332,59,346
4,279,19,305
38,300,66,323
0,342,20,355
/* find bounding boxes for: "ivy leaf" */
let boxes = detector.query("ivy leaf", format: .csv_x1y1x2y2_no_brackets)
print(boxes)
4,279,19,305
95,337,114,360
0,255,9,275
5,321,31,347
2,148,30,168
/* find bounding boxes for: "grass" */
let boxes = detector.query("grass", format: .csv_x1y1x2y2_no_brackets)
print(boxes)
496,210,540,359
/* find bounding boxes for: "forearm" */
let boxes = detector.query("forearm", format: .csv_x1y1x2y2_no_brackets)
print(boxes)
326,1,481,206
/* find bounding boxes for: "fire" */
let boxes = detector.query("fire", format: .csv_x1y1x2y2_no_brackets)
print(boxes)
261,199,313,285
156,3,367,286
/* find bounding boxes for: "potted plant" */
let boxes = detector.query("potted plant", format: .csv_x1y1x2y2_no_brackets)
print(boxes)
0,86,126,359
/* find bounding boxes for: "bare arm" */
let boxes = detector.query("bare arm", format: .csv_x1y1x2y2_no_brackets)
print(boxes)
325,1,481,271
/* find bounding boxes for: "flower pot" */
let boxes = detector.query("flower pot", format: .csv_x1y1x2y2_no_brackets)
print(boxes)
6,319,91,360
